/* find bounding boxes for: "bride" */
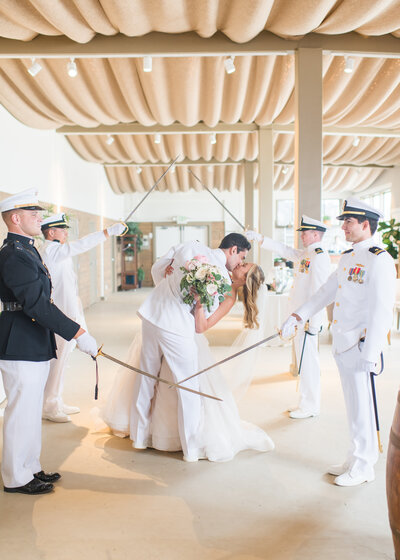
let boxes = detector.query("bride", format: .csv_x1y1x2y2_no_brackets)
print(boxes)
101,262,274,462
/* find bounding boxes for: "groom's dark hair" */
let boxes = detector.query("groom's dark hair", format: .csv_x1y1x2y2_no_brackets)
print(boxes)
219,233,251,253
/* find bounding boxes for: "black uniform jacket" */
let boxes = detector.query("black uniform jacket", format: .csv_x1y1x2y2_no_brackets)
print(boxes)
0,233,80,361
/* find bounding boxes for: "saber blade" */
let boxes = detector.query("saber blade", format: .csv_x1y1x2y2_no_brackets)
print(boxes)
124,155,180,222
180,332,281,384
188,169,246,231
98,348,222,402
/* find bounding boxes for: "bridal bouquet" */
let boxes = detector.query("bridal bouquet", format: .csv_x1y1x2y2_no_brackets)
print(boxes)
180,255,232,312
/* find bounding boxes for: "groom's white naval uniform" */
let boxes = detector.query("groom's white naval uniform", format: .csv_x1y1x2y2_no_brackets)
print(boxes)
131,240,231,461
282,198,396,486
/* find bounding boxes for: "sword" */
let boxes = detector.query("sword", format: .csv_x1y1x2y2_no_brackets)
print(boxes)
188,169,246,231
179,330,294,384
94,345,222,402
370,352,384,453
124,155,180,222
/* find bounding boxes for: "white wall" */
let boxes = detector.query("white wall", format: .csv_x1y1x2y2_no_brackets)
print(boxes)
123,188,245,232
0,105,125,219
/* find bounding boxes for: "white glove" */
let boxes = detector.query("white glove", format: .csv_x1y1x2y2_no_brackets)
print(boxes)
76,332,98,357
107,222,127,237
305,324,319,335
280,315,301,339
358,358,376,374
245,230,263,243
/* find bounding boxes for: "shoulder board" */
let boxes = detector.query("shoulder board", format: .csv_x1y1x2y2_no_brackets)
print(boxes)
314,248,324,254
369,246,386,256
342,249,353,254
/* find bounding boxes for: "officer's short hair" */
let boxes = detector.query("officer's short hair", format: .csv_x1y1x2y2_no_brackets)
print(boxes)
353,216,378,235
219,233,251,253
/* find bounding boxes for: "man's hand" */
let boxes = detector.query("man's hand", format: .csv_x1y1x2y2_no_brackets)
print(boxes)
280,314,302,339
245,230,263,243
76,332,98,357
107,222,128,237
358,358,376,374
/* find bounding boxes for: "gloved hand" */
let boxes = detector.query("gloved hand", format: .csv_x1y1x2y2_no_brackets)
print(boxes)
245,230,263,243
107,222,127,237
280,315,301,339
358,358,376,374
76,332,98,357
305,324,320,335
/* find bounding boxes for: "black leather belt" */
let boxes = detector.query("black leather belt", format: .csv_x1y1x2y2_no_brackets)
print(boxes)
1,301,23,312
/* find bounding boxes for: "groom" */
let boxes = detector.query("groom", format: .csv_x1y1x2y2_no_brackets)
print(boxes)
130,233,251,462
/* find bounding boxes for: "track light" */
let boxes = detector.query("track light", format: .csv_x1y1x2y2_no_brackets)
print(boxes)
171,164,176,173
143,55,152,72
210,133,217,145
344,57,354,74
224,56,236,74
154,133,161,144
106,135,114,145
67,57,78,78
28,58,42,77
136,166,142,174
352,136,360,147
207,165,213,173
282,165,289,175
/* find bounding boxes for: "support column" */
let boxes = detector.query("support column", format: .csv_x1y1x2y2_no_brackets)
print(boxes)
294,48,323,247
258,127,274,275
244,161,254,260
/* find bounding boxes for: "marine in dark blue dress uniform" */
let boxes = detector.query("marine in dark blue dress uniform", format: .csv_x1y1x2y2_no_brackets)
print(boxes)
0,188,98,495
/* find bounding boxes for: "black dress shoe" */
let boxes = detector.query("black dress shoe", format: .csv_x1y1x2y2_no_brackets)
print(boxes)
34,470,61,483
4,478,54,495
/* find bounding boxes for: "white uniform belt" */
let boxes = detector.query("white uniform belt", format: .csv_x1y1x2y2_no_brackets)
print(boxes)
1,301,23,312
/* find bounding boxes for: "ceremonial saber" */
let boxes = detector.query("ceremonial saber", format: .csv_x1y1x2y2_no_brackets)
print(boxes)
188,169,246,231
124,155,180,222
94,346,222,402
370,352,384,453
180,331,288,384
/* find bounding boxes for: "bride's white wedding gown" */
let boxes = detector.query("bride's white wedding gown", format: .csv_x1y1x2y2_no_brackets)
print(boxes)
101,331,274,462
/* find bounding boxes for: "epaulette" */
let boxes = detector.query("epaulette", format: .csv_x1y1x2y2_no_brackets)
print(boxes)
342,248,353,254
315,248,324,254
369,246,386,256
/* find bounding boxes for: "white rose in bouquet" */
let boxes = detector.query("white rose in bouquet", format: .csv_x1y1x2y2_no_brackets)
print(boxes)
195,267,208,280
206,284,218,296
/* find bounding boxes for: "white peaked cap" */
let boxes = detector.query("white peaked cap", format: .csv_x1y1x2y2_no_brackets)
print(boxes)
0,187,44,213
337,197,383,220
41,213,69,230
296,215,327,232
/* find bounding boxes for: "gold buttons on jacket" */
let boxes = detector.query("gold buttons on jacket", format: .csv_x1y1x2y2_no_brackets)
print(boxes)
336,302,340,306
339,285,342,288
32,318,35,322
334,320,337,324
343,267,346,271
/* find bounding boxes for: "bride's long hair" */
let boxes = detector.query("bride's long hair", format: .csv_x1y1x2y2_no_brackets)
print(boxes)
239,264,265,329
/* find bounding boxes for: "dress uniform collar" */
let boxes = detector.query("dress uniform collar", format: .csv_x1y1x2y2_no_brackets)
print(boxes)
352,237,375,250
7,232,36,247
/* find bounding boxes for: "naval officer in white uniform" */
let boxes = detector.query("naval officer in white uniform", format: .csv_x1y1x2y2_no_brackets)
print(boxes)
246,216,331,419
40,213,127,422
281,198,396,486
131,233,251,462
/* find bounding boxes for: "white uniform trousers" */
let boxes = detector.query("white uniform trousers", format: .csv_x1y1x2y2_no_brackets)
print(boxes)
130,319,200,457
294,330,320,414
0,360,50,488
43,334,75,415
334,345,378,476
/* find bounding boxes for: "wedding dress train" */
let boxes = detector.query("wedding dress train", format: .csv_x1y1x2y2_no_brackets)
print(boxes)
101,332,274,462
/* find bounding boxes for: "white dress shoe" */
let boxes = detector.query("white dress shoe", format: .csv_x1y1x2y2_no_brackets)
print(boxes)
334,470,375,487
62,404,80,415
289,409,318,419
183,454,199,463
43,411,71,423
327,463,349,476
133,441,147,450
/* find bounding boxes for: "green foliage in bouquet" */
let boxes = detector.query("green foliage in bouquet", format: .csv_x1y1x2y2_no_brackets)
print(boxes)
377,218,400,259
180,258,232,312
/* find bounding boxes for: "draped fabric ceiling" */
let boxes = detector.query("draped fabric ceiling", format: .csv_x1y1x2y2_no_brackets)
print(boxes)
0,1,399,194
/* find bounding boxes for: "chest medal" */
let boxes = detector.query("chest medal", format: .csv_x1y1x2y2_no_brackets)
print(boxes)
299,258,310,274
347,265,365,284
